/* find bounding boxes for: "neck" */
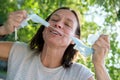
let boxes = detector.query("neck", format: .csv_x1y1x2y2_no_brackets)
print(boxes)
40,44,66,68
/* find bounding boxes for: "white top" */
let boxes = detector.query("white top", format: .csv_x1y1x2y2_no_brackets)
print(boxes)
6,42,93,80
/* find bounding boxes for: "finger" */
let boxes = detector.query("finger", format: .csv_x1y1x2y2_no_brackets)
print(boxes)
6,18,20,31
13,16,24,23
92,43,107,56
22,10,27,19
104,47,109,54
99,35,110,49
99,37,110,49
100,34,110,43
15,10,27,19
93,39,110,54
9,10,27,22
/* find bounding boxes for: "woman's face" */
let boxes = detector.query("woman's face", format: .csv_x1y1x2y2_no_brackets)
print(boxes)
43,9,78,48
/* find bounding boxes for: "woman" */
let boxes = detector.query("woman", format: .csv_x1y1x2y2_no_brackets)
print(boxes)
0,7,110,80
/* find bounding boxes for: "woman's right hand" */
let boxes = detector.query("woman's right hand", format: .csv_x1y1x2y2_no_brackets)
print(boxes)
2,10,27,35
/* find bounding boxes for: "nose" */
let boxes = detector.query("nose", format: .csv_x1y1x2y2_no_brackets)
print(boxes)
54,21,63,29
55,24,62,29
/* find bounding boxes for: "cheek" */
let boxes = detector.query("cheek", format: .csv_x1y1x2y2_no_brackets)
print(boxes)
42,28,48,40
63,30,75,39
62,35,72,45
48,21,54,26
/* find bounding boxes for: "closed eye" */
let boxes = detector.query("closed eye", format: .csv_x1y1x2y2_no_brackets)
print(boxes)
65,23,70,27
51,19,59,22
64,22,72,28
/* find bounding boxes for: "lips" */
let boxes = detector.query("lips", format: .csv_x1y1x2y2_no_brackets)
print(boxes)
49,28,62,36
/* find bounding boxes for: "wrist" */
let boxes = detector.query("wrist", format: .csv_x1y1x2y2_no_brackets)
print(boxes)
93,63,111,80
92,57,105,67
93,62,106,69
0,26,6,39
0,24,7,36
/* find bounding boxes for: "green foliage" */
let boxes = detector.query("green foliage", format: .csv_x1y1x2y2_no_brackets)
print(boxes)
0,0,120,80
117,9,120,21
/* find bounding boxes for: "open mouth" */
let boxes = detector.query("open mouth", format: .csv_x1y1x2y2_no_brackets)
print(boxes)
49,27,63,36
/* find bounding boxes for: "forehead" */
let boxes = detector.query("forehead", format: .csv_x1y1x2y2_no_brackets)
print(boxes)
52,9,77,22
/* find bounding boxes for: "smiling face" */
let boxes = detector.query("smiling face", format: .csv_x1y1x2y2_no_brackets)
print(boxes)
43,9,78,48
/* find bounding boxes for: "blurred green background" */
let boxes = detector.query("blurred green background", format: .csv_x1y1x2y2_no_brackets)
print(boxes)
0,0,120,80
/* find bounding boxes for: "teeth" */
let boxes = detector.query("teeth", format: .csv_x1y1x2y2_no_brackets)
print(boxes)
50,30,61,36
52,31,58,35
52,31,59,35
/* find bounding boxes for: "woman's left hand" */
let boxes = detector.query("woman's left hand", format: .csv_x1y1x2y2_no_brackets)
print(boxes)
92,35,110,66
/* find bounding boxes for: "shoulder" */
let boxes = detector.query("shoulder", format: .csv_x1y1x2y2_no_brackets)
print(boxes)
10,41,30,53
71,62,89,70
9,41,34,60
69,62,90,74
12,41,28,48
67,62,94,80
8,41,37,67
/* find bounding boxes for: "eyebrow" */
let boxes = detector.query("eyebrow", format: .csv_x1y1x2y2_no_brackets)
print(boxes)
53,13,73,23
52,13,60,18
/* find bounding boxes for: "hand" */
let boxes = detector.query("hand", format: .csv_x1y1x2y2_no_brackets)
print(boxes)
3,10,27,35
92,35,110,66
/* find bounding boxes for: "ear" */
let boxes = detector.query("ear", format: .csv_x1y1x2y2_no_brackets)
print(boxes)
70,35,80,45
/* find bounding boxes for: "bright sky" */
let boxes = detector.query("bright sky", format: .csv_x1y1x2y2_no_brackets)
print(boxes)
85,5,107,26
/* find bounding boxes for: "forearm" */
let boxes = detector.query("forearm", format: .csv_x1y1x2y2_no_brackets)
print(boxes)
0,42,13,61
94,64,111,80
0,24,13,61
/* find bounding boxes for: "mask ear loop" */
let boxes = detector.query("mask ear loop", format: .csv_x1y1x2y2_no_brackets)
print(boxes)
14,28,17,41
14,14,30,41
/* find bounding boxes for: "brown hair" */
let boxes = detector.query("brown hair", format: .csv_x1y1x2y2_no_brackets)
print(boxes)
30,7,81,68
